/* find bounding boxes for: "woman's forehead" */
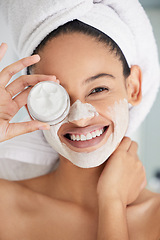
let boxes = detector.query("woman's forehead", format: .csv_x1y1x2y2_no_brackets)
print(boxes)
34,32,123,78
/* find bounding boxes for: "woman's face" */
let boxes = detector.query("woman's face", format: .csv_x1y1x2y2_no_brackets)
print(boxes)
33,32,134,155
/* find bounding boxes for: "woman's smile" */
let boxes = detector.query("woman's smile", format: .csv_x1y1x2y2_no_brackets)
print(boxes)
60,124,111,150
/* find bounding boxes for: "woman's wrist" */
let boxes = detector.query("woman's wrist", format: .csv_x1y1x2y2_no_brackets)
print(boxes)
98,193,127,214
97,195,129,240
97,188,127,208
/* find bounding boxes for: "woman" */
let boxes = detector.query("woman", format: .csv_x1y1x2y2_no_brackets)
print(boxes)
0,1,160,239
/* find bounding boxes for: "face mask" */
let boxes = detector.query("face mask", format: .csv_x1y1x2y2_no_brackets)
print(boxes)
43,98,129,168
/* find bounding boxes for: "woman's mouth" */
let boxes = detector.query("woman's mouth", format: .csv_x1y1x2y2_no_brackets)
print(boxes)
63,126,109,149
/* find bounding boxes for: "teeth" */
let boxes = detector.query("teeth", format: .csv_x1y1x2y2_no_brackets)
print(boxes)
86,133,92,140
68,128,106,141
81,135,86,141
91,132,96,138
95,130,101,136
72,135,76,141
76,135,80,141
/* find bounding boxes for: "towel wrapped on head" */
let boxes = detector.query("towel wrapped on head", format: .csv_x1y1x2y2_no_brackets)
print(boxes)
0,0,160,167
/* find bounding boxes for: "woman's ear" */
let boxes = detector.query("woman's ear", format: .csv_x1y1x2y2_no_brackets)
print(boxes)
126,65,142,106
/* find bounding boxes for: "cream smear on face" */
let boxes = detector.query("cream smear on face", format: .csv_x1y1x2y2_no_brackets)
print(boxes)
68,99,99,122
43,99,129,168
27,81,70,124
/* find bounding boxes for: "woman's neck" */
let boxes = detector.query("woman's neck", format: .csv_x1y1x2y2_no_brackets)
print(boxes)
50,156,105,210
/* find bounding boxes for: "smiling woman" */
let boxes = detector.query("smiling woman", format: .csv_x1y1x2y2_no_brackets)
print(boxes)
30,26,136,168
0,0,160,240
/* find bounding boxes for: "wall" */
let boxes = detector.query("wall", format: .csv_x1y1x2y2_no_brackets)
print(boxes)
138,7,160,182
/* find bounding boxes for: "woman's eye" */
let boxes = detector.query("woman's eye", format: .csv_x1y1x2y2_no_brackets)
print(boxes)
89,87,109,95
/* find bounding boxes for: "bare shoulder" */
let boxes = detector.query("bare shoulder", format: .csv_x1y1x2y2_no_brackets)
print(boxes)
127,188,160,240
0,178,46,239
0,177,36,198
0,178,45,212
0,179,21,231
0,178,31,218
0,178,21,202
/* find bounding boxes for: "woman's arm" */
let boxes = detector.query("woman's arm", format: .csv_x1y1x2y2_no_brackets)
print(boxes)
97,137,146,240
97,198,129,240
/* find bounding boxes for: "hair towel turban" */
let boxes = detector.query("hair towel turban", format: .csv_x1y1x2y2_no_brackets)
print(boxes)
0,0,160,135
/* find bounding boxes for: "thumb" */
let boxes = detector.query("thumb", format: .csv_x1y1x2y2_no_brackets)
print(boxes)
5,121,50,141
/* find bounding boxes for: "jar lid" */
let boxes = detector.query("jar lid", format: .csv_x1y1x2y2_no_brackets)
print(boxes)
27,81,70,125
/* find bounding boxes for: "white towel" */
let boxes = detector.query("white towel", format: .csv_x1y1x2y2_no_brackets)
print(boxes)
0,129,59,165
0,129,59,180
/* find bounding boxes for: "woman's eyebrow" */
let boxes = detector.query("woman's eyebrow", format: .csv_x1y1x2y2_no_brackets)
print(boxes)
83,73,115,85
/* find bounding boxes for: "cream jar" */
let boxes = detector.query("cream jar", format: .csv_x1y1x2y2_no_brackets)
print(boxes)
27,81,70,125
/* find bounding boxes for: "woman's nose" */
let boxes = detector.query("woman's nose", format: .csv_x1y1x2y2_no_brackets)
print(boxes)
70,117,94,127
67,100,99,126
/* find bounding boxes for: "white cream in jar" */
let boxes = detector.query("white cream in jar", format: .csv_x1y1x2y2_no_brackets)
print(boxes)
27,81,70,125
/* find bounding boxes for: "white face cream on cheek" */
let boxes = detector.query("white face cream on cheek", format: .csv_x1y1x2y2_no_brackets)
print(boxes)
43,99,129,168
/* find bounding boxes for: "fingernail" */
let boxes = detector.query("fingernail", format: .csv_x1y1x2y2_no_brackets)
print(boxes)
48,75,57,81
52,76,57,81
32,54,40,61
38,124,50,130
0,43,7,48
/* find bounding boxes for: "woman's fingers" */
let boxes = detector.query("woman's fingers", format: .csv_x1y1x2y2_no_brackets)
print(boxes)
3,75,58,118
140,171,147,190
0,54,40,87
116,137,132,152
6,74,57,98
13,86,33,109
117,138,138,155
0,120,50,143
128,141,138,153
0,43,8,62
9,121,50,138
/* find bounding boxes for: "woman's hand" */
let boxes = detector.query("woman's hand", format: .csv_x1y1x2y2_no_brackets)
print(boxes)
97,137,147,206
0,43,57,143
